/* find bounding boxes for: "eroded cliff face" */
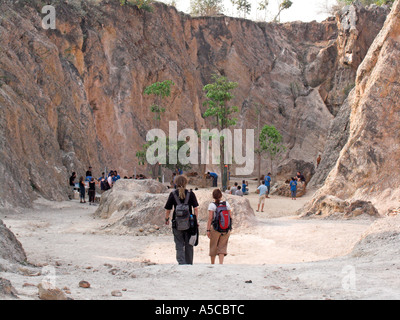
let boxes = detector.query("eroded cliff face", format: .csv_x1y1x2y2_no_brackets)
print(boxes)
0,1,388,208
310,2,389,187
303,0,400,217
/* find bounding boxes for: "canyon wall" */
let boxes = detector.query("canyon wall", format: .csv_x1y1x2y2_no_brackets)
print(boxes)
303,0,400,217
0,0,388,208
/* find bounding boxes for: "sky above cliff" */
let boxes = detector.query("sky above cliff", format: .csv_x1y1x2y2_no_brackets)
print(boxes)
162,0,337,22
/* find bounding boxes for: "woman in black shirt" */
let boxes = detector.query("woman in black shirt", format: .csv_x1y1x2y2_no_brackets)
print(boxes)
164,175,199,265
88,178,96,205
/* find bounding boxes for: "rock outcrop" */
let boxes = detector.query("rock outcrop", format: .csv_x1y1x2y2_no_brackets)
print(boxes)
302,0,400,217
0,277,18,299
310,3,389,187
0,219,26,264
0,220,26,300
94,179,256,234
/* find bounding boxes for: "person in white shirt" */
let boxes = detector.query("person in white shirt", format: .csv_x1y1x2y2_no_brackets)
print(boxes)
107,173,114,188
257,184,268,212
207,189,232,265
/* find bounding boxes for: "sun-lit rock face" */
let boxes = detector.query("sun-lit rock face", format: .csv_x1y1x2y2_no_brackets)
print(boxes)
302,0,400,217
0,1,388,208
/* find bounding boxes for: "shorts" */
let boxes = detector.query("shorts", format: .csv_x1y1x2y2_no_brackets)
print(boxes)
209,228,231,257
258,195,266,205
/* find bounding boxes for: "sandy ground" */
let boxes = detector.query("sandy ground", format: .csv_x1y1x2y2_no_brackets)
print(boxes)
1,181,399,301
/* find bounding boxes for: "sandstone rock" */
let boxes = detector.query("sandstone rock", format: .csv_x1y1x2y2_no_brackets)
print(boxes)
271,181,307,198
195,189,257,232
78,280,90,288
38,282,68,300
310,3,389,187
302,0,400,216
0,277,18,299
94,180,256,234
386,208,400,217
0,220,26,264
276,159,315,184
111,290,122,297
301,195,380,219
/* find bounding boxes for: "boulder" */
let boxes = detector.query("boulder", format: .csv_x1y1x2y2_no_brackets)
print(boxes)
300,195,381,219
276,159,315,184
38,282,68,301
0,220,26,264
94,180,256,234
271,181,307,198
0,277,18,299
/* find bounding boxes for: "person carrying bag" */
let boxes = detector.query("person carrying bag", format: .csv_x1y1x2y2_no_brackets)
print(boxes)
164,176,199,265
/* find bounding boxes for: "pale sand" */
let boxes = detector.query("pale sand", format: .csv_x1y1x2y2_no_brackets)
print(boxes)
1,181,399,300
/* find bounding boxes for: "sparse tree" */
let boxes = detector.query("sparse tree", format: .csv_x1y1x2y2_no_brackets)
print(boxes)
274,0,293,22
203,74,239,190
259,125,286,176
232,0,252,18
257,0,270,21
142,80,175,179
190,0,224,16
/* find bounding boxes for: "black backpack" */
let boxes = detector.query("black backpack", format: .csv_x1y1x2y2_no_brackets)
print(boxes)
101,179,111,191
173,191,191,231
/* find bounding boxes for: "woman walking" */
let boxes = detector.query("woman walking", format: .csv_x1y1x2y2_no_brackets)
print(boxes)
164,175,199,265
207,189,232,265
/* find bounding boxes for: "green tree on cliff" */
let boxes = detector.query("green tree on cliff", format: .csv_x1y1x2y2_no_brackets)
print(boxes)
259,125,286,176
190,0,224,16
203,74,239,190
119,0,154,11
231,0,252,18
144,80,175,128
274,0,293,22
138,80,175,179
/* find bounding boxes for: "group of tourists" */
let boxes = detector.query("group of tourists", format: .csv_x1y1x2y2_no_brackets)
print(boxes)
226,180,250,196
290,171,306,200
165,175,232,265
68,167,106,205
69,167,147,204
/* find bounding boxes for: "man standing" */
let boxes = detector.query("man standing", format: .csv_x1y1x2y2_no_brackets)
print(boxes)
256,183,268,212
264,173,272,198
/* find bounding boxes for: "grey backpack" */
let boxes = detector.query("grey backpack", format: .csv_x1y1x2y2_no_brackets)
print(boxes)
173,191,191,231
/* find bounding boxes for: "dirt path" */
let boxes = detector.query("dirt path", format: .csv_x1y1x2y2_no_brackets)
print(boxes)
3,187,394,300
